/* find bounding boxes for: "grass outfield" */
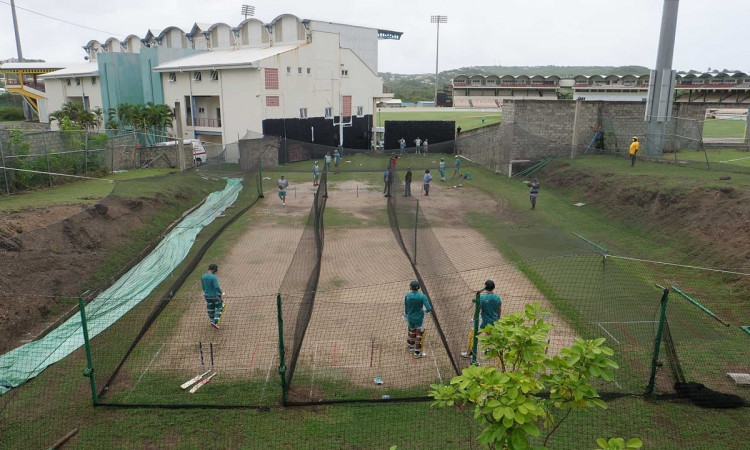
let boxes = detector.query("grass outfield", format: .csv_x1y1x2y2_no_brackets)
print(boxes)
702,118,747,138
1,157,748,448
376,109,502,131
664,148,750,167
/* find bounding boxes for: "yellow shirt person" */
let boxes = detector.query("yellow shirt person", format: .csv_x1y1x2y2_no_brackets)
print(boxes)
628,137,640,167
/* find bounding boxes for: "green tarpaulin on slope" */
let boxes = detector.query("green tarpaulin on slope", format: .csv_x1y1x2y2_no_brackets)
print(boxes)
0,178,243,395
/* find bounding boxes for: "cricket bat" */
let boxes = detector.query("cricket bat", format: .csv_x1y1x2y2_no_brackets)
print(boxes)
218,302,227,325
466,329,475,356
189,372,217,394
180,370,211,390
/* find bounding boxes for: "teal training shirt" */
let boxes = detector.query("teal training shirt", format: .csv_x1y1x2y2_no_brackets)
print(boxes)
201,273,222,299
404,291,432,326
480,292,501,328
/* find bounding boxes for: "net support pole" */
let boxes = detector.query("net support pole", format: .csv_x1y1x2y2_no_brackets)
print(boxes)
471,291,481,366
44,134,52,187
0,138,10,195
670,285,730,327
257,156,264,198
276,292,288,405
413,200,419,264
646,286,670,396
78,296,98,405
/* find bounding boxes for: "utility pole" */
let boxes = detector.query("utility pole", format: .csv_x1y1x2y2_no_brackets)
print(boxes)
430,15,447,107
644,0,680,157
10,0,24,61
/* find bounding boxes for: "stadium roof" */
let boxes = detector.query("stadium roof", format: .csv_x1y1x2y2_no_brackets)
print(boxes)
39,62,99,79
0,62,67,71
153,43,305,71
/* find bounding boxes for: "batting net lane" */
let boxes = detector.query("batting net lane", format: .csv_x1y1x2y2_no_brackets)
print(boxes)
286,179,454,404
95,188,315,406
0,178,244,395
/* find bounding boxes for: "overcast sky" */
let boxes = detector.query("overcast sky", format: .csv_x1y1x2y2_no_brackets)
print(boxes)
2,0,748,74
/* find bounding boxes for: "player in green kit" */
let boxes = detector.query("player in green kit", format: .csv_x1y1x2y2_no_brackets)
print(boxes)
462,280,502,358
453,156,461,180
403,280,432,358
277,174,289,206
312,161,320,186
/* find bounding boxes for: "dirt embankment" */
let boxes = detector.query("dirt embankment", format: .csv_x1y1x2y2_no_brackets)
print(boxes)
0,197,161,353
544,163,750,266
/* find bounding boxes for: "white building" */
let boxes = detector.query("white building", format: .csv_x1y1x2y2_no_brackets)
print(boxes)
38,14,401,161
38,63,102,122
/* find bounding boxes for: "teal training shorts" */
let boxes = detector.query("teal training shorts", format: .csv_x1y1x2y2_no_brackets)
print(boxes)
278,190,286,198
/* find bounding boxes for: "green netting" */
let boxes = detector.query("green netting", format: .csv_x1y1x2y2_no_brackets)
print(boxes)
0,178,243,394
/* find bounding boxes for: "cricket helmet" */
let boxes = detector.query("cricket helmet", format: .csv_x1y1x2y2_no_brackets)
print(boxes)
632,136,638,141
484,279,495,290
409,280,420,290
208,263,219,272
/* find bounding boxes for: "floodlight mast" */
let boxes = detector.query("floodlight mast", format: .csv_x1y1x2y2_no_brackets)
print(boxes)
644,0,679,157
430,15,447,107
241,4,255,20
11,0,23,61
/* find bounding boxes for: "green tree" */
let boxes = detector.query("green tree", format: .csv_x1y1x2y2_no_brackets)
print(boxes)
113,102,174,145
430,303,619,449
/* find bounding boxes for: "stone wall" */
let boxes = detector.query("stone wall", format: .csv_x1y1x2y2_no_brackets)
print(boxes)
238,136,280,171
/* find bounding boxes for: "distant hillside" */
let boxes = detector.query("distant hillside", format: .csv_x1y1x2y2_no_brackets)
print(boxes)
379,65,652,103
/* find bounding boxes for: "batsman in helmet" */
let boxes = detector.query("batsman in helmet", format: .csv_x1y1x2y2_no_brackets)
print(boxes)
403,280,432,359
462,279,502,359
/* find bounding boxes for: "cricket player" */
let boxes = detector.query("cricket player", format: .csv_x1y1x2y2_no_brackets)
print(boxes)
324,151,332,173
462,280,502,358
312,161,320,186
278,174,289,206
334,149,342,174
201,263,226,329
423,169,433,196
453,156,461,179
439,158,446,181
404,280,432,358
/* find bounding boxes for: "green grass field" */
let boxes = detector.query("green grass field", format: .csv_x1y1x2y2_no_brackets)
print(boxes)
664,148,750,167
702,118,747,138
376,109,503,131
1,157,748,448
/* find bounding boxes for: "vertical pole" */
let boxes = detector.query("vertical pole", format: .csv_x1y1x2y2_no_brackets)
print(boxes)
174,101,186,172
413,200,419,264
10,0,23,61
471,291,481,366
434,20,440,106
43,132,52,187
571,97,582,159
646,286,670,396
257,156,264,198
0,138,10,195
276,292,288,405
78,297,98,405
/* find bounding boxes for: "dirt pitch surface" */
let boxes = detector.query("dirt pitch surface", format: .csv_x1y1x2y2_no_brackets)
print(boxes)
103,176,578,403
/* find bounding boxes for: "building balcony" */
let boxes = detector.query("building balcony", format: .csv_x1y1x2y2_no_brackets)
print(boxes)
187,117,221,127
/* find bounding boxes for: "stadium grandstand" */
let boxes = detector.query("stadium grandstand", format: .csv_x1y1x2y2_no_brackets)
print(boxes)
451,71,750,107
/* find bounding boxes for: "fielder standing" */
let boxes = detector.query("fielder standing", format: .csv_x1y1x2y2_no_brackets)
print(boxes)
312,161,320,186
404,280,432,359
201,264,226,330
439,158,446,181
423,169,433,196
334,149,342,174
453,156,461,179
529,178,540,210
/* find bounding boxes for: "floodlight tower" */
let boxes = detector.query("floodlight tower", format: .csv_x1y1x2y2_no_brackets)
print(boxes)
644,0,680,156
241,4,255,20
430,15,447,106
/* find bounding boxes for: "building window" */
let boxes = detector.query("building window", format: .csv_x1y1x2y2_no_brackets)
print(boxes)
286,66,291,75
297,67,302,75
193,71,202,81
266,96,280,107
210,70,219,81
75,78,81,86
92,77,97,85
356,106,363,117
66,79,71,86
342,95,352,117
265,68,278,89
307,67,311,74
300,108,308,119
324,107,332,118
341,69,349,77
198,107,205,113
168,72,177,82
